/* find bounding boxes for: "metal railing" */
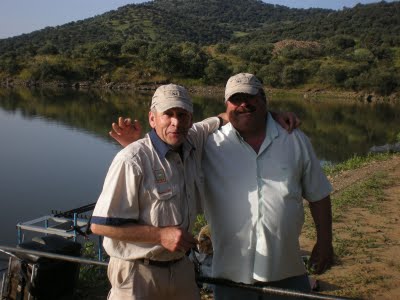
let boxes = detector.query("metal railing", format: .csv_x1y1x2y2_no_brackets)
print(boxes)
0,244,357,300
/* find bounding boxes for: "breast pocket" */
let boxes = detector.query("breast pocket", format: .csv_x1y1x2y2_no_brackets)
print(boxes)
277,163,302,198
153,182,177,200
146,183,182,227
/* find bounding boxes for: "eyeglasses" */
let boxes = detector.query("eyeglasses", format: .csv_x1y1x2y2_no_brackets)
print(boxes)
228,93,260,106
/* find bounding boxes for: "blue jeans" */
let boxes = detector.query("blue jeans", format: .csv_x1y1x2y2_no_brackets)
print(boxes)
213,274,311,300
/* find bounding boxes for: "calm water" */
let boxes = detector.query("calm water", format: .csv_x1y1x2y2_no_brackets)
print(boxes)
0,88,399,247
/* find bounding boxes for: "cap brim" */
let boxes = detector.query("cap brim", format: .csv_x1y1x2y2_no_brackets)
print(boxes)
225,85,259,102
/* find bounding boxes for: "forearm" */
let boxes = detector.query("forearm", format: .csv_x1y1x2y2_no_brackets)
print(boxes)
91,223,161,244
91,222,197,252
309,196,333,244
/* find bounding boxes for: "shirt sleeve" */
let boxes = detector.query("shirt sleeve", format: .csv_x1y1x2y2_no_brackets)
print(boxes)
299,131,332,202
92,154,141,226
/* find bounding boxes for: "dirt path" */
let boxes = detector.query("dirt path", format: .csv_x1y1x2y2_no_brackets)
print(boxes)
301,154,400,299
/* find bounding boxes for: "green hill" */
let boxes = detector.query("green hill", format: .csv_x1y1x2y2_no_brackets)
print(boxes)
0,0,399,95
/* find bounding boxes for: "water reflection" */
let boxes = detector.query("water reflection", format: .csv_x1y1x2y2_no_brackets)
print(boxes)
1,88,399,163
269,97,400,162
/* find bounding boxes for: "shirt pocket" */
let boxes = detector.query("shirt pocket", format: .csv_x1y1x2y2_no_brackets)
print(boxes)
152,182,177,201
145,183,182,227
271,163,302,198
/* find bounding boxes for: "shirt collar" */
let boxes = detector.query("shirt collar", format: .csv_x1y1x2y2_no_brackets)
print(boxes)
265,111,279,142
149,129,195,159
149,129,171,159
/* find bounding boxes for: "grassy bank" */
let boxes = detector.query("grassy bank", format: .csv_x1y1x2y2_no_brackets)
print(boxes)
302,152,400,298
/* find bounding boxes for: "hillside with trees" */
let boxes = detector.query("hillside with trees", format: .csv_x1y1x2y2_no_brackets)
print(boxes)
0,0,399,96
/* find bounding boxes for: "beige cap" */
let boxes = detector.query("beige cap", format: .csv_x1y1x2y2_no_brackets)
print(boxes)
225,73,263,102
151,84,193,113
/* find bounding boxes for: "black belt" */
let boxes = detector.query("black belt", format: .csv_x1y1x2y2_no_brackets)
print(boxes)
138,257,184,267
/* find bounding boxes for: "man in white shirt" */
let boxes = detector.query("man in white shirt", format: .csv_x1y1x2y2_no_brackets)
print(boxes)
202,73,333,300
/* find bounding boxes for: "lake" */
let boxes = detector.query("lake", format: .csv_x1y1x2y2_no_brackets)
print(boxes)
0,88,399,247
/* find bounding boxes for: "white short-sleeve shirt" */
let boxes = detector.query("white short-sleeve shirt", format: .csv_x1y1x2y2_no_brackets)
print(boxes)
202,113,332,283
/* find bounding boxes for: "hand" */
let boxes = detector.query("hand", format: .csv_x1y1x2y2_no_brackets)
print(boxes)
159,227,198,253
308,242,334,274
109,117,142,147
274,111,301,133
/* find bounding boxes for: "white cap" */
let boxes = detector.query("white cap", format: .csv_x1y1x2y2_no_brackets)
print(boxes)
225,73,263,102
151,84,193,113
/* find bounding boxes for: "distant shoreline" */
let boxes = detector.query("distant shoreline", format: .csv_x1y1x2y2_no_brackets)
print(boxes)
1,79,399,103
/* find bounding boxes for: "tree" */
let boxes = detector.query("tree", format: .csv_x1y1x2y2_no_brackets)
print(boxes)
352,48,375,63
281,64,306,87
88,41,122,59
0,53,21,74
147,43,181,75
259,61,284,88
369,68,399,95
121,39,149,55
325,35,356,54
203,59,231,83
179,42,209,77
37,43,59,55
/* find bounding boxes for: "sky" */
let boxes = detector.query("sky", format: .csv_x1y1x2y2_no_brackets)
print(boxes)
0,0,396,39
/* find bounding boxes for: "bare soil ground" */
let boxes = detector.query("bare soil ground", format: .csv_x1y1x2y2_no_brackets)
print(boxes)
300,154,400,299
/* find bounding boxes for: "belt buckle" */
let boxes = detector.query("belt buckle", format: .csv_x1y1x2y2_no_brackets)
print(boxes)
143,258,150,266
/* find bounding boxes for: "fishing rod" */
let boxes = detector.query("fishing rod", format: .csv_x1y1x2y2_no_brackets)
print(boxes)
0,245,107,267
0,245,356,300
52,202,96,218
197,276,357,300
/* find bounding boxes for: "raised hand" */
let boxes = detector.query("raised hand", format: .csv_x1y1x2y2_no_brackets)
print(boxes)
109,117,142,147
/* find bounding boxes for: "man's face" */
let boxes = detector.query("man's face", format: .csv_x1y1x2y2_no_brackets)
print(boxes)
226,92,267,134
149,107,193,149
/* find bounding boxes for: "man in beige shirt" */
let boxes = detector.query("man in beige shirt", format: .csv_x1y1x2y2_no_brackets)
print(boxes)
91,84,222,300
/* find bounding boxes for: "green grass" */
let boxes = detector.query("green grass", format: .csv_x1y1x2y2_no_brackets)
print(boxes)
301,152,397,292
303,163,393,259
328,171,390,225
76,241,110,299
323,153,394,177
304,165,391,237
232,31,250,38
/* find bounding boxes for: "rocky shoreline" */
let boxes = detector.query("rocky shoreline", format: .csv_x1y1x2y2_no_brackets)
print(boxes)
0,78,226,95
1,78,399,103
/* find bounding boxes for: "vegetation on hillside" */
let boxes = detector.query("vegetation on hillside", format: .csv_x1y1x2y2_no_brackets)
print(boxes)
0,0,399,95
